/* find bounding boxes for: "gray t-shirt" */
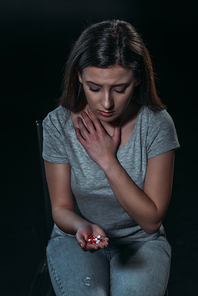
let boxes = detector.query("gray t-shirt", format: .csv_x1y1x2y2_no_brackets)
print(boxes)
43,105,180,243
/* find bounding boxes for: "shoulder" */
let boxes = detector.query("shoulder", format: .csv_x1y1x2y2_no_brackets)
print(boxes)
43,105,72,131
139,106,175,131
42,106,71,163
43,105,71,125
140,105,170,120
139,107,180,158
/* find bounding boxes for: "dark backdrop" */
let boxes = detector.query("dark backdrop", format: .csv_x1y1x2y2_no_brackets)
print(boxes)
1,1,197,295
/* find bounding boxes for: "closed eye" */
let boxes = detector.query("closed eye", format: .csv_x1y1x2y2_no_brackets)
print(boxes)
89,88,100,92
114,88,126,93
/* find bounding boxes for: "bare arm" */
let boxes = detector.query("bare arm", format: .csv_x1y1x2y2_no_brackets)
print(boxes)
76,108,175,234
44,160,109,250
101,150,175,234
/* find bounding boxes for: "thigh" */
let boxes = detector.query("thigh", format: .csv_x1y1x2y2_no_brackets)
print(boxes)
47,234,110,296
110,237,171,296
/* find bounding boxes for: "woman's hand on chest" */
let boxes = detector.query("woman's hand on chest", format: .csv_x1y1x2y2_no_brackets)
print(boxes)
75,108,121,169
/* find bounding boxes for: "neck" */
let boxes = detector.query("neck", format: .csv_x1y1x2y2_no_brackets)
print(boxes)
100,102,140,134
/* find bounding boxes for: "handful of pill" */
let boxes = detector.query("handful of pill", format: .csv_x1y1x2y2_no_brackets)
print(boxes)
87,235,103,244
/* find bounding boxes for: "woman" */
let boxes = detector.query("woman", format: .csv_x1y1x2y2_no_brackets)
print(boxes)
43,20,180,296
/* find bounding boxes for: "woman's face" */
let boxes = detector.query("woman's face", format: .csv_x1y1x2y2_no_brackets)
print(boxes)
77,65,140,124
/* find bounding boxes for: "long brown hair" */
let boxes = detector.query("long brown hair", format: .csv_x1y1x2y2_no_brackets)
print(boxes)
60,20,165,112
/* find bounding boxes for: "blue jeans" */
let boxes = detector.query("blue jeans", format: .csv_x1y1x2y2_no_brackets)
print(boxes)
46,231,171,296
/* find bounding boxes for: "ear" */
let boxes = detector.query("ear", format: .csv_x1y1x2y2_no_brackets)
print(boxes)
76,68,83,83
135,79,141,86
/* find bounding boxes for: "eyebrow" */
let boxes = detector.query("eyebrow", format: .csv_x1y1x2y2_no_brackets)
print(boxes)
86,81,129,87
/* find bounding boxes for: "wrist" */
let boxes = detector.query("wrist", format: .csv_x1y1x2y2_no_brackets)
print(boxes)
99,155,120,174
75,220,91,233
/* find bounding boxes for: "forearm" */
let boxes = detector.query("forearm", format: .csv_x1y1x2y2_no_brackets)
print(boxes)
52,206,90,235
101,158,161,233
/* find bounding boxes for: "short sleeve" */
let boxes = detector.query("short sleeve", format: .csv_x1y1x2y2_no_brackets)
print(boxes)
147,110,180,159
42,111,69,164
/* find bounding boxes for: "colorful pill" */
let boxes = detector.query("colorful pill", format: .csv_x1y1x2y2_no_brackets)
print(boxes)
87,235,103,244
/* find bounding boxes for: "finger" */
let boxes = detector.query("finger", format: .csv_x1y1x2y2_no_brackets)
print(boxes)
87,108,103,131
78,240,99,252
77,117,90,139
97,236,109,247
79,239,87,251
86,243,99,251
87,235,109,249
75,232,88,251
102,237,109,247
80,239,100,252
81,111,96,133
86,239,108,250
112,125,121,145
99,235,109,247
103,237,109,242
75,127,86,145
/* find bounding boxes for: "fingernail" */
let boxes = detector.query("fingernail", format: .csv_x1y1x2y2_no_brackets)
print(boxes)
87,107,91,112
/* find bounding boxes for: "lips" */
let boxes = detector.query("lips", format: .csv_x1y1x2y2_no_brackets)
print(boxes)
98,110,115,117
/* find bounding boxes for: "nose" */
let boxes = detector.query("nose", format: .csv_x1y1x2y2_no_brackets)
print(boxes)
101,91,114,110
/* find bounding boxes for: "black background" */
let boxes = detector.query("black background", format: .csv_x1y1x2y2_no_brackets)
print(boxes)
1,1,197,295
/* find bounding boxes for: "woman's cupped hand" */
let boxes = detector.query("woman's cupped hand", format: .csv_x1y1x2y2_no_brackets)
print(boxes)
75,222,109,252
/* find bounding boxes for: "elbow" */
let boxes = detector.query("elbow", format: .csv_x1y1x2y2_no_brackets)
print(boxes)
143,222,162,234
